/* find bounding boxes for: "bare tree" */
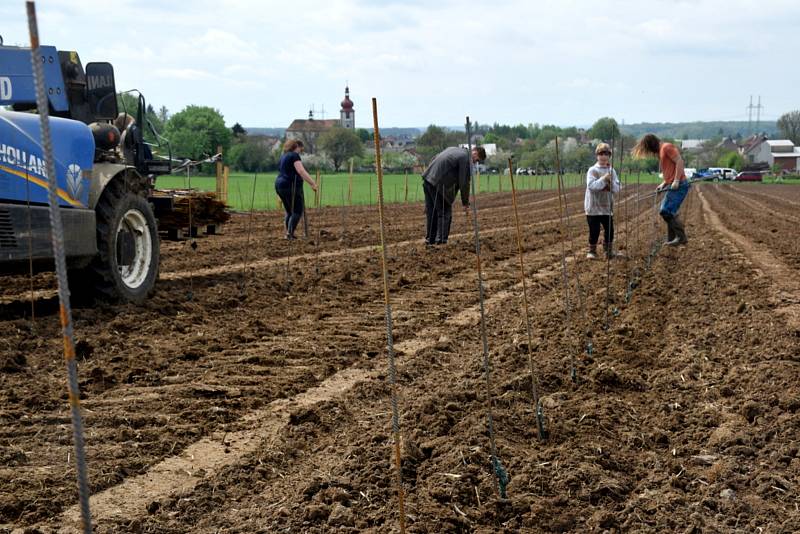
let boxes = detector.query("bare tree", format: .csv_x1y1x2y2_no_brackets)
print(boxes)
777,110,800,145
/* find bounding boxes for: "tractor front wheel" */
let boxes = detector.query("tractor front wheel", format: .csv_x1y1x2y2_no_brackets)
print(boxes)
90,181,159,303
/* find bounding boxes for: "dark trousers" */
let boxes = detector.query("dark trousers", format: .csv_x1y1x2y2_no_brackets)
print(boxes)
423,179,453,244
276,181,304,237
587,214,614,247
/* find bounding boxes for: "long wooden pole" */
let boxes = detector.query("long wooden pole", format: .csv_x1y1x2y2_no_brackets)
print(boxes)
348,159,354,205
371,98,407,534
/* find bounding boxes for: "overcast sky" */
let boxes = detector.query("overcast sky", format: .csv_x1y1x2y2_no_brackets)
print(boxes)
3,0,798,129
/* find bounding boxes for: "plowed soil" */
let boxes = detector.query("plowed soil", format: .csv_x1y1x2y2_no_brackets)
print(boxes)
1,182,799,533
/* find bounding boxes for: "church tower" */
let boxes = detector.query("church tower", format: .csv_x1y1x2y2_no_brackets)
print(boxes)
340,86,354,129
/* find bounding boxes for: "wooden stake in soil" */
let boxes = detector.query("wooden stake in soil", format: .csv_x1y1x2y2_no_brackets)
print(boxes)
348,158,354,205
222,165,229,204
467,118,509,499
371,98,407,534
215,144,223,199
507,158,546,440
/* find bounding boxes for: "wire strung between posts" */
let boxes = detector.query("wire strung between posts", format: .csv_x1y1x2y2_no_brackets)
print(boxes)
507,158,546,440
239,173,258,292
466,118,509,498
552,140,594,367
283,178,298,291
184,165,196,300
553,138,578,383
25,169,35,321
26,3,92,532
622,140,629,259
371,98,407,534
605,135,615,331
314,170,322,276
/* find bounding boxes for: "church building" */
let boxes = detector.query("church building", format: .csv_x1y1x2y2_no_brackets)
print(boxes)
285,86,355,153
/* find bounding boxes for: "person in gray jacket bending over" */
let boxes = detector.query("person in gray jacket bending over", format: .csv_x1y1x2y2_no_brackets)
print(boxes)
421,146,486,245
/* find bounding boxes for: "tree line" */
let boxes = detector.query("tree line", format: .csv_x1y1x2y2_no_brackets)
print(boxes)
129,95,800,176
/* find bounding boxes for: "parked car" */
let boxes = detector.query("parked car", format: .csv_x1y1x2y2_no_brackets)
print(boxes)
708,167,737,180
733,171,764,182
692,168,718,181
685,168,697,178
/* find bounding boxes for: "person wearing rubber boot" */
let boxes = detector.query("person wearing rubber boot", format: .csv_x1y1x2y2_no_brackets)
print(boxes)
584,142,621,259
633,134,689,246
421,146,486,246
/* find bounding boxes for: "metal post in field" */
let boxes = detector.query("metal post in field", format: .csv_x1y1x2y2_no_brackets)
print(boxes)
26,2,92,531
508,158,546,440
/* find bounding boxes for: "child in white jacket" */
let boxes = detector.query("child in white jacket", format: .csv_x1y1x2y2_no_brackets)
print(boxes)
585,143,621,259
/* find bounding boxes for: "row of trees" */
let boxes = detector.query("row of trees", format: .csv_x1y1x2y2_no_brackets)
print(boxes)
136,95,800,176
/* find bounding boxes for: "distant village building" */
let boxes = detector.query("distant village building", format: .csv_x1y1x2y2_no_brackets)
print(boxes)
249,135,282,153
340,86,354,129
285,86,355,153
716,136,738,152
681,139,706,151
741,137,800,171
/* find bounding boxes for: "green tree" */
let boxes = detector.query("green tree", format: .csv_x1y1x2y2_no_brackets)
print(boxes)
355,128,372,143
717,151,745,171
318,126,364,171
589,117,621,142
228,140,274,172
116,92,163,142
563,145,594,173
381,152,417,172
157,105,169,125
416,125,448,163
777,110,800,145
231,122,247,138
164,105,232,161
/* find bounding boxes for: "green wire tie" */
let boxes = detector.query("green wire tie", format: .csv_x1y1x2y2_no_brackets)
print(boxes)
536,401,547,441
492,456,510,499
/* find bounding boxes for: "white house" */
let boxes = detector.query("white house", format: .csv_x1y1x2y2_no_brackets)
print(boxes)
743,138,800,171
681,139,706,151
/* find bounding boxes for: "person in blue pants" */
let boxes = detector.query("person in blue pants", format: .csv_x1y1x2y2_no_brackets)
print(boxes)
633,134,690,245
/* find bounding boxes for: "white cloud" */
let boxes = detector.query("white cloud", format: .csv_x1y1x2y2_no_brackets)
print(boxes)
2,0,799,126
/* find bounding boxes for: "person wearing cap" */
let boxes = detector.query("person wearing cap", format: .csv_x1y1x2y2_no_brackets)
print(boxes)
584,143,621,259
632,134,689,245
421,146,486,246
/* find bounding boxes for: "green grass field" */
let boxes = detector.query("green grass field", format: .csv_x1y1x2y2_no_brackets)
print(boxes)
155,171,664,211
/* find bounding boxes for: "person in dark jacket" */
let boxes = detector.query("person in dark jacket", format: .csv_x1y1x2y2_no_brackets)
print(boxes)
275,140,318,239
422,146,486,245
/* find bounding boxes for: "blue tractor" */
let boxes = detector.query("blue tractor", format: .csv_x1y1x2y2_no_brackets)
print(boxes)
0,40,171,303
